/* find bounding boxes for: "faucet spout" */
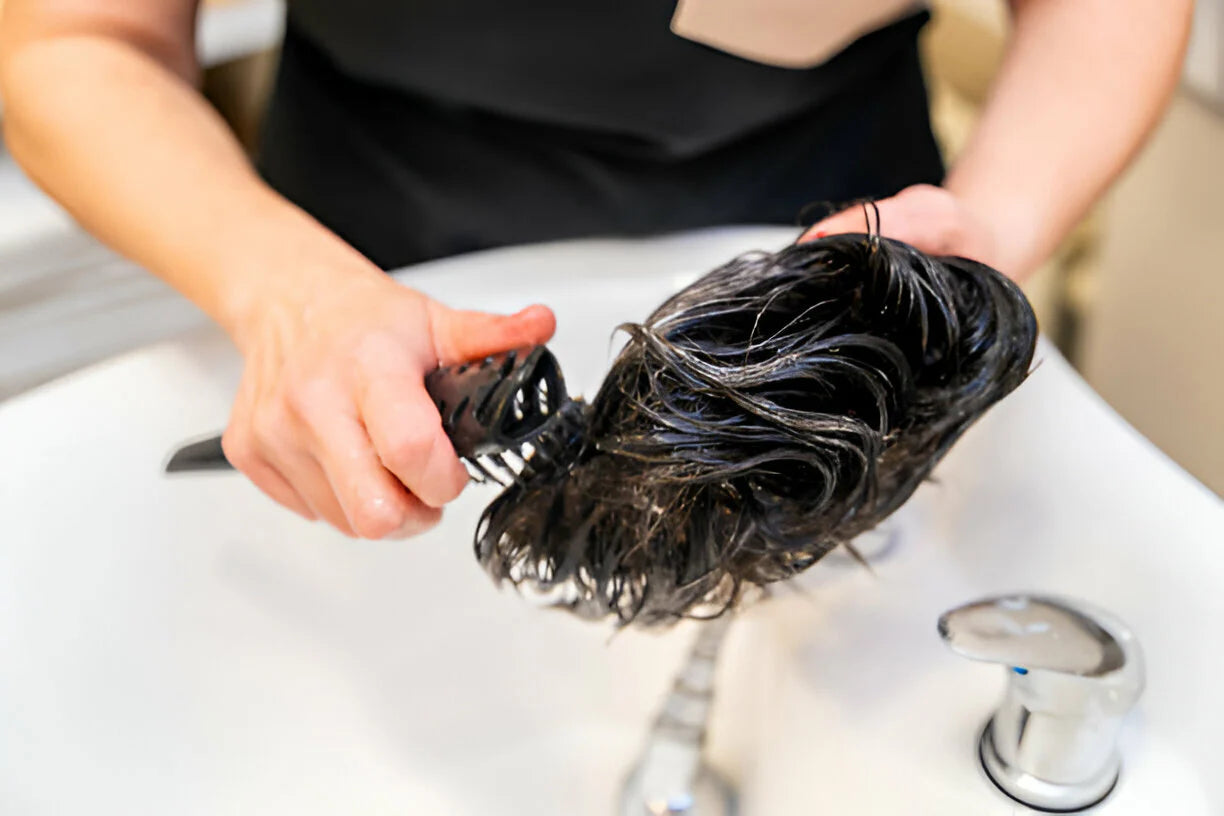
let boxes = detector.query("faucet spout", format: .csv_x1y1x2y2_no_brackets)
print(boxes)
619,616,737,816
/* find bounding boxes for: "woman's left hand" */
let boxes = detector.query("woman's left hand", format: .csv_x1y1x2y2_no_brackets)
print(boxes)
799,184,1012,278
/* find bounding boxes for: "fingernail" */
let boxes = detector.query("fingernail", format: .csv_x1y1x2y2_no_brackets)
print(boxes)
815,230,828,238
389,514,438,540
387,524,417,540
386,514,420,539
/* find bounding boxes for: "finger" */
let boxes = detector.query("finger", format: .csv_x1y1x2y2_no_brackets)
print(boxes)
800,201,899,243
386,497,443,539
362,378,469,509
312,410,443,539
275,448,358,537
235,404,357,536
801,185,960,251
242,460,318,521
221,428,317,520
428,303,556,365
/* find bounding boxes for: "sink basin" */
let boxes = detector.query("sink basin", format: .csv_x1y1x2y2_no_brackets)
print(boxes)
2,227,1221,814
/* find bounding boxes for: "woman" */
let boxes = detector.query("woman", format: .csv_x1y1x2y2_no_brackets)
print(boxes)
0,0,1191,539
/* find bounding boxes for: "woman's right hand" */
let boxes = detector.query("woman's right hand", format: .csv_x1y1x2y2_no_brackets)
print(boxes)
221,261,556,540
0,0,556,540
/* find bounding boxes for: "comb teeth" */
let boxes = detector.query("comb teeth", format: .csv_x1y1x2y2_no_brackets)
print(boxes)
422,345,587,488
465,449,527,486
461,400,587,487
468,452,524,486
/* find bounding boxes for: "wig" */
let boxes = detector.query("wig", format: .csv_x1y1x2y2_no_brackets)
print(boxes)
475,233,1038,625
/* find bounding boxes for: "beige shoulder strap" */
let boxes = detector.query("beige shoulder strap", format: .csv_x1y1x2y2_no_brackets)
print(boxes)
671,0,923,69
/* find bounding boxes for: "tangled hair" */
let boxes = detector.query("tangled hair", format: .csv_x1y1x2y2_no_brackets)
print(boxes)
475,234,1038,625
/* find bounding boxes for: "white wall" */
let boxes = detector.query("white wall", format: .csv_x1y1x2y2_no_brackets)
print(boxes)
1080,93,1224,496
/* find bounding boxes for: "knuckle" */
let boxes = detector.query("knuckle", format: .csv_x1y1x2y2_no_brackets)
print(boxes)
251,406,293,446
285,376,332,417
383,427,440,472
283,384,309,417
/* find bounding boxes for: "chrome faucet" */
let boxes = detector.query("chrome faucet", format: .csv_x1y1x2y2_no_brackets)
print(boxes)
619,615,737,816
939,594,1145,812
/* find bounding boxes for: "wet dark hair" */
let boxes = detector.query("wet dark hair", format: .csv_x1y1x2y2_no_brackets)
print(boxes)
475,233,1038,625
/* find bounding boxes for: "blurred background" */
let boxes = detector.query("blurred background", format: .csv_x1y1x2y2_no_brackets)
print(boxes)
1,0,1221,495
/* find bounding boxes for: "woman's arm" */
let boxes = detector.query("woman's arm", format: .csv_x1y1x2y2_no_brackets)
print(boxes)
0,0,290,331
0,0,553,537
805,0,1194,280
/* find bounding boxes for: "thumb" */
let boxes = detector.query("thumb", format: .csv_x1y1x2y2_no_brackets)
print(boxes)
428,302,557,365
799,205,881,243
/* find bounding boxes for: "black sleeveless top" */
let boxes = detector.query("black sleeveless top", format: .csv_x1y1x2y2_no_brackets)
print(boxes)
257,3,942,269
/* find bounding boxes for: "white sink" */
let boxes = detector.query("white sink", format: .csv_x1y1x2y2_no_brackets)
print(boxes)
2,227,1221,814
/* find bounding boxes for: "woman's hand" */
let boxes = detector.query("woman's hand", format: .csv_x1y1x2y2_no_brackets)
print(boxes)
0,0,558,542
223,267,555,540
800,184,1009,277
802,0,1192,283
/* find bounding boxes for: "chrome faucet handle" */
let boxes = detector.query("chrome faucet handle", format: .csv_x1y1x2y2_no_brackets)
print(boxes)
938,594,1145,812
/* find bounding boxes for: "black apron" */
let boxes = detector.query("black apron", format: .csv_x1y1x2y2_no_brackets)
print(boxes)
257,3,943,270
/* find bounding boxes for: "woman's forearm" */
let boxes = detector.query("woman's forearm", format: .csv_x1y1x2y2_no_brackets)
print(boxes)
944,0,1193,278
0,33,381,340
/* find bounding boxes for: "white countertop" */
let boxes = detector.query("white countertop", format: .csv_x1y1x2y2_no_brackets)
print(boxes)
2,228,1221,815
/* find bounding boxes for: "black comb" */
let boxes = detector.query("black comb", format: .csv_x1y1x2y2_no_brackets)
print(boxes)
164,345,585,484
429,346,585,485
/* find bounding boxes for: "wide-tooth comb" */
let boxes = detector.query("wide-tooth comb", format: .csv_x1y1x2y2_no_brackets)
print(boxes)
164,346,585,486
429,346,584,486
